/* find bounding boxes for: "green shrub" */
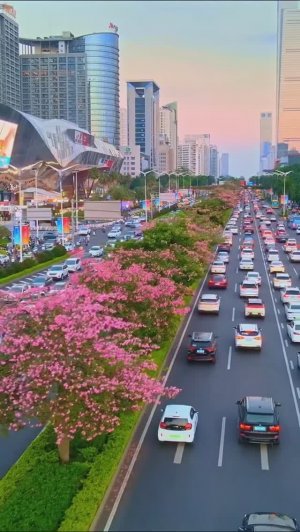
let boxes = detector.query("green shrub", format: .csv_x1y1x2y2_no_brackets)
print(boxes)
21,258,37,270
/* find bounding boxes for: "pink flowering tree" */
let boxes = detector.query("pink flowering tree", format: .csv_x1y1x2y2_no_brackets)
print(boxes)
0,285,179,462
79,258,189,341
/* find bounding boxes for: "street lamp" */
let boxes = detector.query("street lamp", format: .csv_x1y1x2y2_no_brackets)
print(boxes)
46,164,78,244
274,170,292,217
140,170,153,222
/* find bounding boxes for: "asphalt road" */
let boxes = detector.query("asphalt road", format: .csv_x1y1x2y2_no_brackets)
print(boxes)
103,204,300,532
0,224,123,477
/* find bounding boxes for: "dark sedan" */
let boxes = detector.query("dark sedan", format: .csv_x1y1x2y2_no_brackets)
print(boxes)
30,276,53,290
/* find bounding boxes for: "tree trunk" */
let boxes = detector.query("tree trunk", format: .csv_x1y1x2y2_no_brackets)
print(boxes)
58,436,70,463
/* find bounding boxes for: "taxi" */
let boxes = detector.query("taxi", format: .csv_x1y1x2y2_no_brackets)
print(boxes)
269,261,285,274
244,298,265,318
273,273,292,289
234,323,262,351
198,293,221,314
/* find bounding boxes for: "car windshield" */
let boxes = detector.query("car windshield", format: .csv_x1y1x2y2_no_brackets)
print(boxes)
239,328,258,336
10,286,23,292
51,266,62,271
66,260,76,265
191,341,211,347
286,289,300,294
33,277,46,284
242,283,257,289
212,275,224,280
246,413,275,424
294,325,300,331
163,417,188,429
290,305,300,310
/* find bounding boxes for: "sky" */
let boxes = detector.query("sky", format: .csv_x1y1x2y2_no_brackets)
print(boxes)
13,0,278,177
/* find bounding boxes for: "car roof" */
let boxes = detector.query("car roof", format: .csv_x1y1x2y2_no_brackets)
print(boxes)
247,298,263,304
192,332,213,341
213,260,225,264
245,396,274,413
163,404,193,417
239,323,259,332
201,294,219,301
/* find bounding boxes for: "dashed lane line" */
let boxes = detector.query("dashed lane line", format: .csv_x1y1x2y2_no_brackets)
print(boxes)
227,346,232,370
232,307,235,322
217,417,226,467
260,444,269,471
290,360,294,370
285,339,289,348
173,443,185,464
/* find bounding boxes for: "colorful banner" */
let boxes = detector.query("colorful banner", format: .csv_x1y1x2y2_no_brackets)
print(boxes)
13,225,30,245
140,200,151,209
55,217,71,234
153,198,160,208
280,195,289,205
121,200,134,211
0,119,18,169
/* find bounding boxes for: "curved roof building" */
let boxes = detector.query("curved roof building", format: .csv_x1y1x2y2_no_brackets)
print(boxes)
0,103,123,170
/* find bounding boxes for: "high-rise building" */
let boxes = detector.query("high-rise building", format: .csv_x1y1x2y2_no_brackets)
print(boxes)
160,102,178,171
127,80,160,169
182,134,211,175
219,153,229,177
120,145,140,177
276,1,300,157
19,30,120,146
209,145,219,179
120,108,128,147
260,112,273,171
177,143,197,174
0,4,20,109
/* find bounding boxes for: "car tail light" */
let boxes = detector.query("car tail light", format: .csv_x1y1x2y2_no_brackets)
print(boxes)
206,346,215,353
240,423,252,431
236,335,244,340
159,421,167,429
269,425,280,432
184,423,193,430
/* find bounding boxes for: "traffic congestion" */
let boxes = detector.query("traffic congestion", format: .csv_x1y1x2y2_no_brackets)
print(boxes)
103,190,300,532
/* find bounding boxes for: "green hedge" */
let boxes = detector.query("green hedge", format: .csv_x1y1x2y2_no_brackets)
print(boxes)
0,253,69,286
0,246,66,280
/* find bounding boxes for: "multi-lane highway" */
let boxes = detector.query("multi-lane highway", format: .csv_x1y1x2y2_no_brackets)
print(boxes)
100,200,300,532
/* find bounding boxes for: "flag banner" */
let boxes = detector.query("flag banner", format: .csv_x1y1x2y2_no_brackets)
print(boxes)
56,217,71,234
13,225,30,245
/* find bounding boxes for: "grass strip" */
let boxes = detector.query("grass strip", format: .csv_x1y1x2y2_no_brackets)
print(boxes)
0,255,69,286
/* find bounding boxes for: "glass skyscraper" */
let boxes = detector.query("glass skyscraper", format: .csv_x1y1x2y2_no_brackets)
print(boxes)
0,5,20,109
19,31,120,147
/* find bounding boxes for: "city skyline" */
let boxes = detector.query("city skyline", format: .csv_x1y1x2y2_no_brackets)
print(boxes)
12,1,279,176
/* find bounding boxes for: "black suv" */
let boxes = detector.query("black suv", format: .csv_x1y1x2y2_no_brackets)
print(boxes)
187,332,217,363
237,396,281,444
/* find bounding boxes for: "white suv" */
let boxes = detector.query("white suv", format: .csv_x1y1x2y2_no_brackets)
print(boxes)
47,264,69,280
65,258,82,272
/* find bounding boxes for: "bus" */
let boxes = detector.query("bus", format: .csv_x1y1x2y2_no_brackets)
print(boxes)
271,198,280,208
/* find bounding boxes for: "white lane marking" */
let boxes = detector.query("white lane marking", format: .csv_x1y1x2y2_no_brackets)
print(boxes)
255,218,300,430
290,360,294,370
218,417,226,467
285,339,289,348
227,346,232,370
173,442,185,464
234,283,237,293
281,323,284,329
274,297,277,302
297,387,300,400
102,267,211,532
236,267,238,274
260,444,269,471
277,308,281,315
293,267,297,275
232,307,235,322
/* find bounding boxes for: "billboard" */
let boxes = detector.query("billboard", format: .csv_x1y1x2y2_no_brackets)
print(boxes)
56,217,71,234
0,119,18,168
280,195,289,205
84,200,121,221
159,192,177,203
27,207,52,221
13,225,30,245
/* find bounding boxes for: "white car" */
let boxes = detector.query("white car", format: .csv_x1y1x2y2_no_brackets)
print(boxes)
239,258,254,271
287,318,300,343
65,258,82,273
230,226,238,234
198,293,220,314
0,254,9,265
210,261,226,274
78,226,90,236
280,287,300,304
47,264,69,280
240,280,259,298
273,273,291,289
240,248,254,260
267,250,280,262
158,404,198,443
285,302,300,321
296,227,300,235
217,251,229,264
107,229,122,239
289,250,300,263
245,271,261,286
284,239,297,253
89,246,103,257
234,323,262,351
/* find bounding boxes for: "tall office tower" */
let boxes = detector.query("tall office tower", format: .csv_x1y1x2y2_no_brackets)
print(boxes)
19,30,120,146
160,101,178,171
219,153,229,177
127,81,160,170
209,145,219,179
120,107,128,147
0,4,20,109
276,0,300,158
260,112,273,171
177,143,195,174
184,133,210,146
184,134,211,175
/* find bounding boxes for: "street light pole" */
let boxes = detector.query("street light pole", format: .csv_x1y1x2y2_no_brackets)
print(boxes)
140,170,152,222
274,170,292,218
75,171,79,231
34,168,39,239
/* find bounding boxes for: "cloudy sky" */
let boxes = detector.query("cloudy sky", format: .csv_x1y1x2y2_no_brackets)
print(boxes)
13,0,278,177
